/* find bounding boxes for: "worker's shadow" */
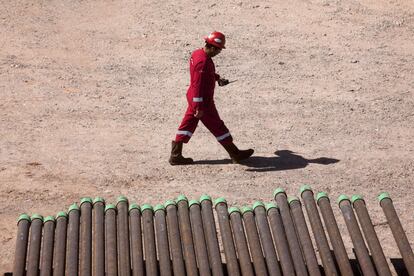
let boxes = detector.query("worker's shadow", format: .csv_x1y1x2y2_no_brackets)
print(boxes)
195,150,339,172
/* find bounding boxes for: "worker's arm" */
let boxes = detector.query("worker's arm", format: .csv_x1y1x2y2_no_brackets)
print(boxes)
191,61,211,117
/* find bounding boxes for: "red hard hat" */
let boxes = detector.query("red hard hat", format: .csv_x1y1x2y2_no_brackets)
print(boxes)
204,31,226,49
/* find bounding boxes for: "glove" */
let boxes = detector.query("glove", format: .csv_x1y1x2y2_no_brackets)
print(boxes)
218,78,229,86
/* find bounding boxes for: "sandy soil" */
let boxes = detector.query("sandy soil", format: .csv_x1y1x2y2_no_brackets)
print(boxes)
1,0,413,273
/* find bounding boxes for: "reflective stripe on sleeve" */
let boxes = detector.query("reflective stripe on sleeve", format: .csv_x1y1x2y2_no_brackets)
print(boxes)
177,130,193,137
193,97,203,103
216,132,231,141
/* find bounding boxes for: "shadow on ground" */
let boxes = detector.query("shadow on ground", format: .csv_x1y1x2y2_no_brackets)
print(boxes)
194,150,339,172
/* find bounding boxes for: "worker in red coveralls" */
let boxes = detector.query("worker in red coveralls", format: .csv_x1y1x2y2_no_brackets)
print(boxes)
169,31,254,165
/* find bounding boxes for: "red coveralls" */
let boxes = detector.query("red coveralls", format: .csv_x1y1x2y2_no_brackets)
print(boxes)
175,48,233,145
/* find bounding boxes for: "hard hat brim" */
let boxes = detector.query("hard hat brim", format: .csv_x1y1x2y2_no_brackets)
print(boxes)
203,36,226,49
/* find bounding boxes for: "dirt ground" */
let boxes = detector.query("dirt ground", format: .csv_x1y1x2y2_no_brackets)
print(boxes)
1,0,413,273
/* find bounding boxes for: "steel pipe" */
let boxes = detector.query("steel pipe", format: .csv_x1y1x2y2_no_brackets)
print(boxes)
253,202,282,276
40,216,55,276
116,196,131,276
300,186,338,276
379,193,414,275
129,203,144,276
80,198,93,276
242,206,269,276
316,193,353,275
189,200,211,276
274,188,308,276
13,214,31,276
266,203,295,276
200,195,224,276
105,204,118,276
215,198,241,276
142,204,158,275
92,198,105,276
338,195,376,276
154,204,172,276
229,207,254,276
53,212,68,276
165,200,186,276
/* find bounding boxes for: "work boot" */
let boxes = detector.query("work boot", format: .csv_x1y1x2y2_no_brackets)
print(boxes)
169,141,194,165
223,142,254,164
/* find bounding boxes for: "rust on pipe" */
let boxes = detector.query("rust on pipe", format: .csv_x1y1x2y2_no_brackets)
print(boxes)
379,193,414,275
165,201,186,276
40,216,55,276
288,197,321,276
229,207,254,276
80,198,93,276
274,188,308,276
141,204,158,275
105,205,118,276
316,193,353,275
300,187,338,275
27,214,43,276
176,195,198,276
338,195,376,276
266,204,295,276
93,198,105,276
13,214,31,276
129,204,144,276
253,203,282,276
154,204,173,276
215,198,241,276
200,195,224,276
352,195,392,276
189,200,211,276
66,204,80,276
116,197,131,276
53,212,68,276
241,206,269,276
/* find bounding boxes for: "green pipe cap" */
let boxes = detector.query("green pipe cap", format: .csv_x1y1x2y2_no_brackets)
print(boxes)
214,197,227,207
80,197,93,206
200,194,212,202
56,211,67,219
351,195,364,205
266,203,279,212
154,204,165,212
176,195,188,203
253,201,265,210
93,197,105,204
241,206,253,214
44,216,55,223
105,204,116,212
31,214,43,221
116,196,129,205
300,184,313,196
68,203,80,213
316,192,329,202
338,195,350,205
141,204,153,212
228,206,241,215
378,192,391,203
164,200,176,208
273,188,286,198
189,200,200,207
128,203,140,212
17,214,31,223
288,196,300,204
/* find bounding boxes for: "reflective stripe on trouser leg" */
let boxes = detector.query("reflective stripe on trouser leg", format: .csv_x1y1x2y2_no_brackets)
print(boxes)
175,106,200,143
201,105,233,145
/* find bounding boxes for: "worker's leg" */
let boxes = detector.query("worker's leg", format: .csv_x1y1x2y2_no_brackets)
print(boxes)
200,105,233,145
175,106,199,143
201,105,253,163
170,106,199,165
